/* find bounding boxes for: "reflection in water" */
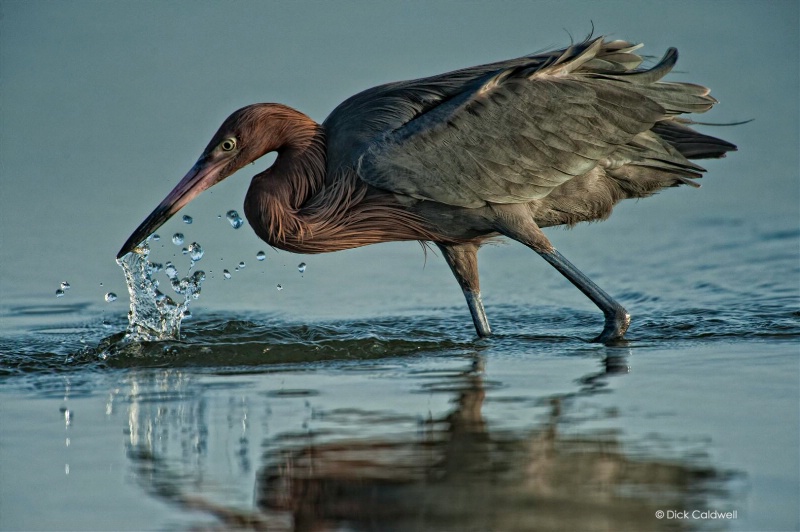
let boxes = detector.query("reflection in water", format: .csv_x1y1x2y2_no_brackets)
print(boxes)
124,352,737,531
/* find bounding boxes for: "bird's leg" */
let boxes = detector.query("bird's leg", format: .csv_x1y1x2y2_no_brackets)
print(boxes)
493,213,629,343
537,249,630,343
436,243,492,337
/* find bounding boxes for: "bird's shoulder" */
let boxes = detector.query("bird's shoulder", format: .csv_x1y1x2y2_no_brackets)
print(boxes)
322,43,570,174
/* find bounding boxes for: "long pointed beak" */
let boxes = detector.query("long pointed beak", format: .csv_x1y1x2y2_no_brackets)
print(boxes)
117,157,225,258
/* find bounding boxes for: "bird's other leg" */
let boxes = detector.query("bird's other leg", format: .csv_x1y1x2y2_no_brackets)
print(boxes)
436,243,492,338
539,250,631,343
493,212,630,343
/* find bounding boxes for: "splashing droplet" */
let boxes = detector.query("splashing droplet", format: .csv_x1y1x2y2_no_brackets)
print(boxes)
56,289,65,297
182,215,193,224
104,292,117,302
223,270,232,279
60,281,71,291
226,210,244,229
116,240,207,341
172,233,185,245
298,262,307,274
188,242,204,262
256,251,266,261
152,234,160,241
164,262,178,279
238,261,246,269
276,284,283,291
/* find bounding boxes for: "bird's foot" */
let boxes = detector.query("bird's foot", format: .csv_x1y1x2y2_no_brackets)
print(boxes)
592,307,631,344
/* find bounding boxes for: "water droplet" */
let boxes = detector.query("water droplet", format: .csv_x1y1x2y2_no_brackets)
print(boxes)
181,247,189,255
182,215,193,224
223,270,232,279
276,284,283,291
56,289,65,297
192,270,206,283
298,262,307,273
188,242,204,262
226,210,243,228
152,234,160,241
182,309,192,319
238,261,246,269
104,292,117,302
164,262,178,279
256,251,266,261
172,233,185,245
60,281,71,291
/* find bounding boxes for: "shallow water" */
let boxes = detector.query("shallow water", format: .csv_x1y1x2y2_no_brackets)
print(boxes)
2,122,799,532
2,2,799,531
2,218,798,530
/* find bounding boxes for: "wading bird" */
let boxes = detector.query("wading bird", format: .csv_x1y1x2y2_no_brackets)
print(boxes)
118,37,735,343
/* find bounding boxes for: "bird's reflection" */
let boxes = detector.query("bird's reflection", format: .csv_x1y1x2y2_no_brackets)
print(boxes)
124,350,736,531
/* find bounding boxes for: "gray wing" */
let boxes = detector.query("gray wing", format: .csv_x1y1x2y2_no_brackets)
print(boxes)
329,38,717,208
323,38,643,175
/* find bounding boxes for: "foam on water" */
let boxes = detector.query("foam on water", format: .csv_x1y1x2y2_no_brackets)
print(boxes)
116,239,206,342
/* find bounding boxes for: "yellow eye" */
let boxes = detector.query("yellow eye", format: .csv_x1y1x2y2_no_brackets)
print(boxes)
220,138,237,151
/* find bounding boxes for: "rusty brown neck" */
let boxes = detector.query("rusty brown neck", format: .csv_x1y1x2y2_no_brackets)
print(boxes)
243,107,327,248
243,105,447,254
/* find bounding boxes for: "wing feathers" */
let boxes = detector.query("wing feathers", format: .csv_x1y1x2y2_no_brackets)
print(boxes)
333,38,728,207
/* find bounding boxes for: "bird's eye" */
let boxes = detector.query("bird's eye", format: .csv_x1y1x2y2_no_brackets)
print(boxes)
220,138,237,152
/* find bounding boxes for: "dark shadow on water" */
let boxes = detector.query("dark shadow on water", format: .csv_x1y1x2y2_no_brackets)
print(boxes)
122,351,743,531
2,297,798,378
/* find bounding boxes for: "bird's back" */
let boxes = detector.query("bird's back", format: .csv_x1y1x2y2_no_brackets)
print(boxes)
323,37,735,220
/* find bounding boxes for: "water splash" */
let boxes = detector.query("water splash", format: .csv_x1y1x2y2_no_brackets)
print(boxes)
226,210,244,229
116,239,206,341
188,242,204,268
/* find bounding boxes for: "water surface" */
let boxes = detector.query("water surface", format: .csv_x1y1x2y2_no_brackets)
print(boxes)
1,2,799,531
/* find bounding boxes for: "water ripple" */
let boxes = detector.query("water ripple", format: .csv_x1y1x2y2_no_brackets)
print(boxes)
1,296,797,377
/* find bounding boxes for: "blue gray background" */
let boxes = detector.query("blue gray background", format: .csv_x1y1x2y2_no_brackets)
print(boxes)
1,3,798,531
1,1,797,319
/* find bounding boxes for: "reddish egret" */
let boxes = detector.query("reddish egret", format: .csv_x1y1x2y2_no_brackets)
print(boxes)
118,38,736,342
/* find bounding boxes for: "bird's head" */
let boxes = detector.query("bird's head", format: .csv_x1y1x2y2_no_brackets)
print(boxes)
117,104,302,259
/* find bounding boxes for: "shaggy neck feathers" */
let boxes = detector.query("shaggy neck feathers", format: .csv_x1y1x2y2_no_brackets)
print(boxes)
243,106,440,253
